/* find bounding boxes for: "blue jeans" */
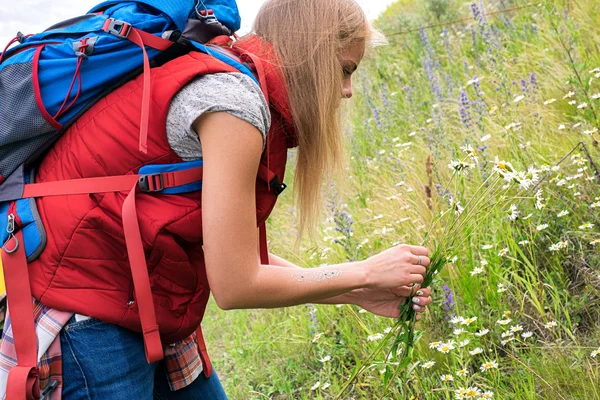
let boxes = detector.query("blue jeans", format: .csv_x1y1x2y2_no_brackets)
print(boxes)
59,316,228,399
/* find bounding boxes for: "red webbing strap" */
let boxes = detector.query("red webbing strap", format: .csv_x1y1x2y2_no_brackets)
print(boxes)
195,325,213,378
21,167,204,199
3,231,41,400
122,183,163,363
127,28,172,154
242,51,274,191
101,19,173,154
133,28,173,52
259,223,269,265
257,165,275,186
127,28,152,154
22,175,139,198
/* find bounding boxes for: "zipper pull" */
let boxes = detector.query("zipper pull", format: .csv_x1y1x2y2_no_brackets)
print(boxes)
7,214,14,235
3,214,19,254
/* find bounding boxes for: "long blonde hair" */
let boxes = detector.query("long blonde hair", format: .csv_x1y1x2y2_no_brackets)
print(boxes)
251,0,381,240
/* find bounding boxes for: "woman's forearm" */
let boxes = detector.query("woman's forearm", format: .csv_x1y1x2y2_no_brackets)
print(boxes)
267,253,359,305
219,257,366,310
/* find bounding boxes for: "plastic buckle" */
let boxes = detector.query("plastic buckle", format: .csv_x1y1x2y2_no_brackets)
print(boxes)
139,173,164,193
40,380,58,400
105,19,132,39
269,177,287,196
16,31,27,44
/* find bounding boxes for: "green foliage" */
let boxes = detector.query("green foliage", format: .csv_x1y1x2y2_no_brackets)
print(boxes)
205,1,600,398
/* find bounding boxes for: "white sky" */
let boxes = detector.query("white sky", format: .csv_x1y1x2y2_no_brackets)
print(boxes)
0,0,394,46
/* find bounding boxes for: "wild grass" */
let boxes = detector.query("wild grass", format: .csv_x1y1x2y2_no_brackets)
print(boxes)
204,0,600,398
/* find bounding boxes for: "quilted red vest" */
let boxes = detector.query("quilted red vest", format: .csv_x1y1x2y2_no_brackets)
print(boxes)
24,35,296,362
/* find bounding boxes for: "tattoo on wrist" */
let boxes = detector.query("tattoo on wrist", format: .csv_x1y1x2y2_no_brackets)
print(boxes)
292,270,343,283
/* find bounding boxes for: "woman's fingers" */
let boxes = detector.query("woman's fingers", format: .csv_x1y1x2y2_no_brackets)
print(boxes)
411,265,427,275
411,296,433,313
410,255,431,267
409,274,425,284
409,245,429,256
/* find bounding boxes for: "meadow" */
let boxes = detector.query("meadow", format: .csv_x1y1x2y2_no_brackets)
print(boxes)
204,0,600,398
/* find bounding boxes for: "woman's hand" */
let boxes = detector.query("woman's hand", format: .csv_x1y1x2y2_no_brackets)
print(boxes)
361,244,430,289
351,285,433,320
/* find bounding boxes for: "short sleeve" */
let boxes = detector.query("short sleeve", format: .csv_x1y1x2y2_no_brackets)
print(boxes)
166,72,271,161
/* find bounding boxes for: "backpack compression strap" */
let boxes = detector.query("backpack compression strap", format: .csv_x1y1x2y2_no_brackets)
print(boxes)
101,19,173,154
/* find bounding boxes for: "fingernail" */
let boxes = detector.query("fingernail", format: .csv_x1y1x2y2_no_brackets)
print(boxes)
412,297,420,304
416,290,423,296
412,304,421,311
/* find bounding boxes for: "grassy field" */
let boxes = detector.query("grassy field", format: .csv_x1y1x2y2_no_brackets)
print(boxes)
203,0,600,398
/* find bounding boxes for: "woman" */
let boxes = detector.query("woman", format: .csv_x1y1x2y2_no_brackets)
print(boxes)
0,0,432,398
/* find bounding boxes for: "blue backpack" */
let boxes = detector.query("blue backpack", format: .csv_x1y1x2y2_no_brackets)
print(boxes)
0,0,255,186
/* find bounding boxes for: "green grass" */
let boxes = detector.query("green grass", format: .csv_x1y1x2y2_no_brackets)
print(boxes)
204,0,600,398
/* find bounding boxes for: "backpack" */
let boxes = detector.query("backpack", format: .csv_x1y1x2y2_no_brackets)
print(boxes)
0,2,282,399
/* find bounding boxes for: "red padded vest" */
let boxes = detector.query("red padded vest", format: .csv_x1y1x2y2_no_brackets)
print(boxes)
2,35,297,399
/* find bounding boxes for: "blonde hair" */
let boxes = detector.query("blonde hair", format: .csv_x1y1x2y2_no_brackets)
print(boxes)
250,0,382,241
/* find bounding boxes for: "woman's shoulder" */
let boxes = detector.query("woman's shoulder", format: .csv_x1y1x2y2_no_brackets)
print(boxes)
166,71,272,161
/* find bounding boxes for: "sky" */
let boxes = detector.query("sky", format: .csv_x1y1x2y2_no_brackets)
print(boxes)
0,0,395,46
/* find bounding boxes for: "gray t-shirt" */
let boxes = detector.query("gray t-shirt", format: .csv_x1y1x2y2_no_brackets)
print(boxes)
166,72,271,160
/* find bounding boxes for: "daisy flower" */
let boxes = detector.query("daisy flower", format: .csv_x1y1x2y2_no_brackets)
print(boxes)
437,341,456,353
475,329,490,337
456,369,470,377
440,374,454,382
480,360,499,372
536,224,549,232
367,333,384,341
544,321,557,329
469,347,483,355
422,361,436,369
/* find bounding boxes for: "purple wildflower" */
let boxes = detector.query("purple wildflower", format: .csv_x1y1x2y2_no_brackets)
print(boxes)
459,90,472,129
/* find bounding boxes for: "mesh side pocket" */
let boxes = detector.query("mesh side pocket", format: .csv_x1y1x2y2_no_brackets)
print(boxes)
0,60,58,181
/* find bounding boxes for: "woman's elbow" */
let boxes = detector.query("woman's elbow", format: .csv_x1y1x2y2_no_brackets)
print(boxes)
211,285,243,311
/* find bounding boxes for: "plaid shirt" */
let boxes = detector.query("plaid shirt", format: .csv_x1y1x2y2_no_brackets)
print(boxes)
0,299,204,399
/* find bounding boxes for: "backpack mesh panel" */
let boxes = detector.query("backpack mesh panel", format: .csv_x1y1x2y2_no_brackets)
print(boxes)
0,61,58,180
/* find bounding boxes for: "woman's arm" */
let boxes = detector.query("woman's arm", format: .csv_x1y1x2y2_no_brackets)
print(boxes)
267,252,357,305
196,112,427,311
267,252,433,320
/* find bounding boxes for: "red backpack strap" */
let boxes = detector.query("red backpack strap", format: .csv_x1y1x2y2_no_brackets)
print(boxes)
2,231,41,400
195,325,213,378
122,181,163,363
101,20,173,154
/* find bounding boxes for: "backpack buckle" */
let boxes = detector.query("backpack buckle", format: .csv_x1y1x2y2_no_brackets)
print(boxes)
269,176,287,196
138,173,164,193
104,18,132,39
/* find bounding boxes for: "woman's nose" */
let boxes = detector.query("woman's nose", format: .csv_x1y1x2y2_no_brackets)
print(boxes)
342,82,353,99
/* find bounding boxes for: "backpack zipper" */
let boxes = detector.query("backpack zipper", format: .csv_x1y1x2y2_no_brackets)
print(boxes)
7,201,22,232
